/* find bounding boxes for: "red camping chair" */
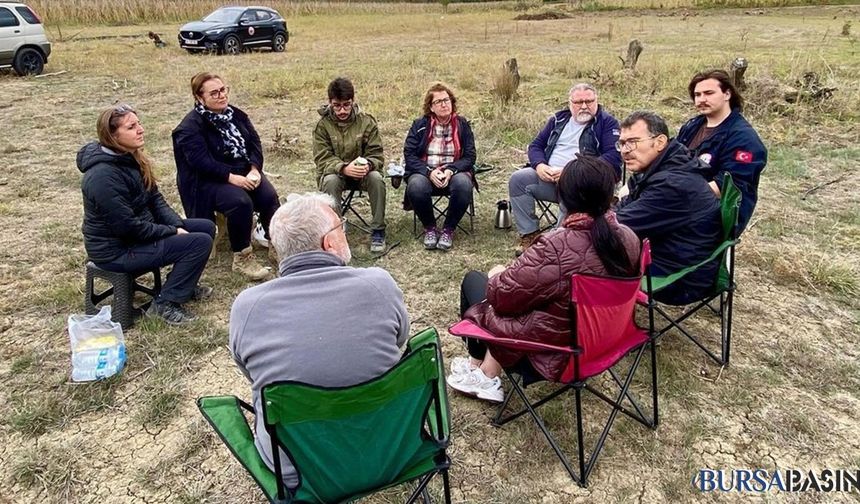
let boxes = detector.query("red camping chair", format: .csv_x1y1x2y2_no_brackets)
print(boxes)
448,241,657,487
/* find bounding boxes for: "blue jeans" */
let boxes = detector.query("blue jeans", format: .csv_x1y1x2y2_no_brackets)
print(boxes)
508,167,568,235
96,219,215,304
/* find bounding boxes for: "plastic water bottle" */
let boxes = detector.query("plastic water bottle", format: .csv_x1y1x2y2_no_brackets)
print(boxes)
71,342,126,382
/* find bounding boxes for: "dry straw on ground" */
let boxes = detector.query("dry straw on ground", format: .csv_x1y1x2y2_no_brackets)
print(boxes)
0,2,858,503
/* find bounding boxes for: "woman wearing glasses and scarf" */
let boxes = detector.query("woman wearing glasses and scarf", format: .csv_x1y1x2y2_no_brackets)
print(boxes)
172,72,280,281
78,104,215,326
403,82,476,251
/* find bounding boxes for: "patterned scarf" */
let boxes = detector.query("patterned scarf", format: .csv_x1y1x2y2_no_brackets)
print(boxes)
195,103,248,161
424,113,462,164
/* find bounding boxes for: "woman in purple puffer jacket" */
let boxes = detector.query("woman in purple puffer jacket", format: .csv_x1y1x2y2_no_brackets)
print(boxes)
447,156,641,403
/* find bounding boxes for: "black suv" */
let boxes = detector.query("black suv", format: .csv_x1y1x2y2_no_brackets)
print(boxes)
178,6,288,55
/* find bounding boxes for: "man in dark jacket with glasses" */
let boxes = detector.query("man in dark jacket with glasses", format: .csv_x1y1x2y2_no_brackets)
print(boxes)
615,111,721,305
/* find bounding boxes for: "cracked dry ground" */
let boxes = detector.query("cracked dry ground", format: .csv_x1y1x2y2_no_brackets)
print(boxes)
1,150,857,503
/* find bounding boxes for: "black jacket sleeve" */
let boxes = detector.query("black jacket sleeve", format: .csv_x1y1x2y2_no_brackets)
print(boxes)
148,187,184,227
616,175,696,239
403,119,431,178
91,168,177,243
172,118,236,183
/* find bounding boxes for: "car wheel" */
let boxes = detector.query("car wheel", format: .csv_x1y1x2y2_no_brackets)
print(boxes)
13,48,45,76
272,33,287,52
221,35,242,55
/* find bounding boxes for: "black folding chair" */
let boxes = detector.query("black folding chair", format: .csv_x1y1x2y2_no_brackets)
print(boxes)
340,189,371,234
536,199,559,232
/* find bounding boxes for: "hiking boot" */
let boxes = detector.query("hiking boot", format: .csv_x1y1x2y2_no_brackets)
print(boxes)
423,227,439,250
446,367,504,403
232,246,269,281
191,284,213,301
370,230,386,253
147,300,197,326
436,228,455,251
514,231,541,257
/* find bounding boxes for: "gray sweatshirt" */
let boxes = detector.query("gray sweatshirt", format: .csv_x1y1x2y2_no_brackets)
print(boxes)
229,250,410,487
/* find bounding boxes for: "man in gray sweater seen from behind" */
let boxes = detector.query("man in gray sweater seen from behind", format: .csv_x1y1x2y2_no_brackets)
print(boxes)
229,192,410,488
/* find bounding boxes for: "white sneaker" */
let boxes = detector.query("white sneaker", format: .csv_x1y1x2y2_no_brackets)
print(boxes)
253,221,269,249
446,368,504,403
449,356,476,376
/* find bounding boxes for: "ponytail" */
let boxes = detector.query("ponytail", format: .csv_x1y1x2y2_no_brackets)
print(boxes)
559,155,637,277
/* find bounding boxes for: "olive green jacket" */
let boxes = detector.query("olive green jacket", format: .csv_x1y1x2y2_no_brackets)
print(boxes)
312,104,384,180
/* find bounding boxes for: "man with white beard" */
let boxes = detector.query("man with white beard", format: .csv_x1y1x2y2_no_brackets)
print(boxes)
228,192,410,489
508,83,622,255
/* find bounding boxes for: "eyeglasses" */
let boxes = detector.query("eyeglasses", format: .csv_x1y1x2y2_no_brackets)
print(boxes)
431,97,451,107
324,217,347,236
203,86,230,99
615,135,659,153
330,101,353,111
570,99,596,107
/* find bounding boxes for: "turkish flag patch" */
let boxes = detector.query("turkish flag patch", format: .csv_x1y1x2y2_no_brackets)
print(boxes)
734,150,753,163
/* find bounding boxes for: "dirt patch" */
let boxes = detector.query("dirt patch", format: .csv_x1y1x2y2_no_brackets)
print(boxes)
514,11,571,21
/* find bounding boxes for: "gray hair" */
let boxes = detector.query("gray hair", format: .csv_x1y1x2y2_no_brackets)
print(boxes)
569,82,598,97
620,111,669,137
269,192,338,260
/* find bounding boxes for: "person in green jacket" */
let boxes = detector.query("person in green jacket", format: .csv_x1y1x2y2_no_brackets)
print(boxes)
313,77,387,253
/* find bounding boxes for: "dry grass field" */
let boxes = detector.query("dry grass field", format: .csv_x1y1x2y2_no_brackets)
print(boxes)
1,2,859,503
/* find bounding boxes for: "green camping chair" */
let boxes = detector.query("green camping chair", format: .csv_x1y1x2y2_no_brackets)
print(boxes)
198,327,452,504
639,173,742,366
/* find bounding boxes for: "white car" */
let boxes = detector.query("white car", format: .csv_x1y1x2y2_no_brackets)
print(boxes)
0,1,51,75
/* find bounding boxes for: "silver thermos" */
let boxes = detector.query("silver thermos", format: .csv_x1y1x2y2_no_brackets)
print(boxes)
495,200,512,229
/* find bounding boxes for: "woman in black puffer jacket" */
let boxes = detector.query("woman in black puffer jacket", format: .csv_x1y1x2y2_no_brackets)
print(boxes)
78,104,214,325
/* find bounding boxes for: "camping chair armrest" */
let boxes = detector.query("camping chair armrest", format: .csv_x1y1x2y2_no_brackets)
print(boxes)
641,238,737,294
197,395,284,502
449,320,576,354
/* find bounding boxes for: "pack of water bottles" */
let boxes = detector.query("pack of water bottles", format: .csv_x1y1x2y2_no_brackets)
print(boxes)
67,306,127,382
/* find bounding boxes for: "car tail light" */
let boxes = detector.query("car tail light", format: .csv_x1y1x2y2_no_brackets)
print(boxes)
26,6,43,23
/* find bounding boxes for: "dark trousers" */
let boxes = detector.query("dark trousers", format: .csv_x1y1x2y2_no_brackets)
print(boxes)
460,270,489,360
97,219,215,305
210,175,280,252
406,172,473,231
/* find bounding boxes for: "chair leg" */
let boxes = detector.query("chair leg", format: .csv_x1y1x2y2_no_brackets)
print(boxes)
651,339,659,428
493,374,572,426
442,468,452,504
506,371,581,484
582,345,648,484
406,474,434,504
491,375,518,426
654,300,725,366
722,289,734,366
112,273,136,330
574,386,587,486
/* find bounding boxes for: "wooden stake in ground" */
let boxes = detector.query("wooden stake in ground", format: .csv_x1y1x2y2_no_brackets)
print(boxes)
730,57,748,91
620,39,642,70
